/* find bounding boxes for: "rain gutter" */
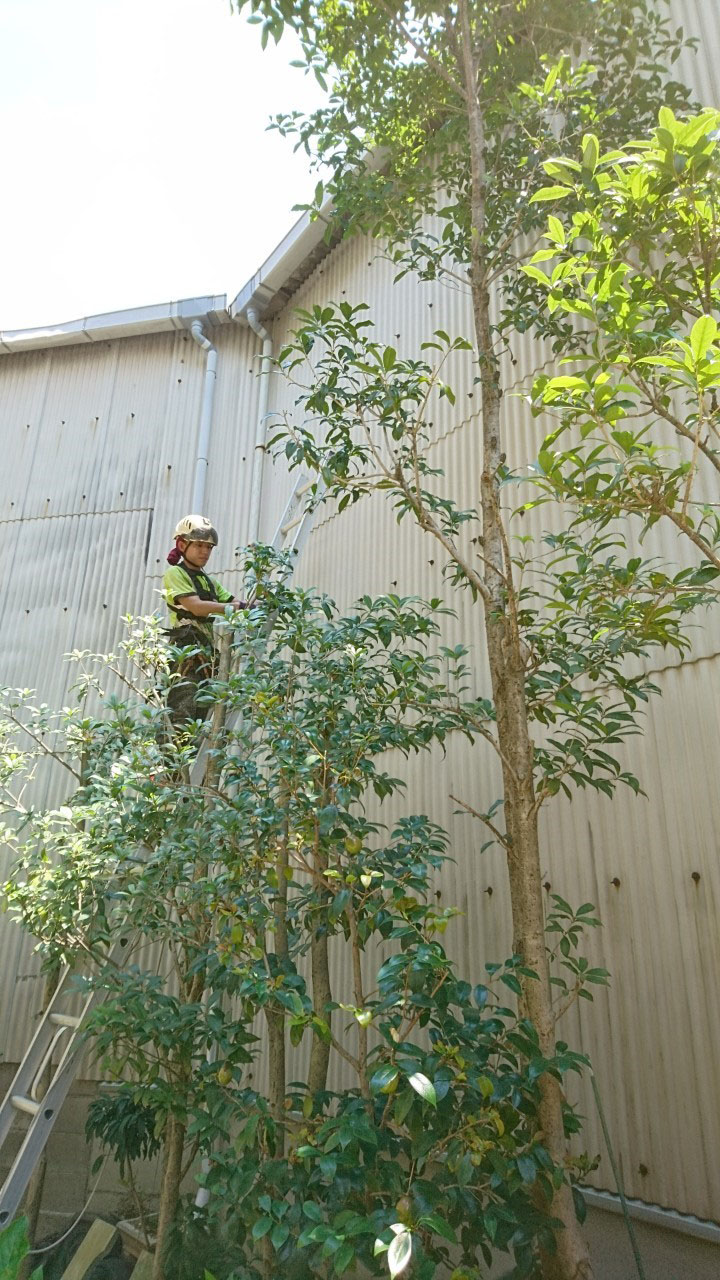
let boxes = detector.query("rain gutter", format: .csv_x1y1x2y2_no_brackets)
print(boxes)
189,321,218,514
0,296,229,356
244,308,273,543
229,204,334,324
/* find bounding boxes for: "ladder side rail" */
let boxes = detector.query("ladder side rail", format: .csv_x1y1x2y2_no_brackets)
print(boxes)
270,474,315,552
0,1038,90,1227
0,981,111,1226
0,967,73,1148
282,481,326,562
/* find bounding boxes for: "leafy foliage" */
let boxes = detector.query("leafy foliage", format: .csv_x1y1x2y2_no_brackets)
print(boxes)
0,1217,42,1280
525,108,720,575
234,0,693,319
1,551,603,1278
225,9,711,1273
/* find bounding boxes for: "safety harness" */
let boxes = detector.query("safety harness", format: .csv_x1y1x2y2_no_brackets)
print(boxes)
171,564,219,623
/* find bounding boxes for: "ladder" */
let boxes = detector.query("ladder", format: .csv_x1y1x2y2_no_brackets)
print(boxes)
0,943,130,1228
271,472,322,558
0,471,322,1225
188,472,321,787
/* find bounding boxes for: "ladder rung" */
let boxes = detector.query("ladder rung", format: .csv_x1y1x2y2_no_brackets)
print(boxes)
49,1013,82,1029
11,1096,40,1117
281,513,304,537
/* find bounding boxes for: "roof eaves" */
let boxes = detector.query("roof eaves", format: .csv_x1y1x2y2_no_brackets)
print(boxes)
0,295,230,356
229,201,339,324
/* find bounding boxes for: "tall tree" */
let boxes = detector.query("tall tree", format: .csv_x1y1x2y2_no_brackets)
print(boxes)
231,3,694,1276
4,566,609,1279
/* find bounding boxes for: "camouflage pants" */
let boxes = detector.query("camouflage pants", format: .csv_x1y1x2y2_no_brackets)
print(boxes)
166,626,216,725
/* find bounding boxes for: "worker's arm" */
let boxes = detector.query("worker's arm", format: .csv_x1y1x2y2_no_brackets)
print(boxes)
173,593,244,618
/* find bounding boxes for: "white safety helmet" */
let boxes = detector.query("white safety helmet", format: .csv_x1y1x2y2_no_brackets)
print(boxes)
173,514,219,546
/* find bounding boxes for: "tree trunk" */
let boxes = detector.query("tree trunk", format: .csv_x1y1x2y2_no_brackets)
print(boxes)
345,897,370,1101
457,4,593,1276
265,1003,286,1138
152,1111,186,1280
307,821,331,1095
265,797,289,1148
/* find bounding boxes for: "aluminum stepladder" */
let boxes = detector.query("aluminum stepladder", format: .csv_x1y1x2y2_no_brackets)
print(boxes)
0,472,322,1223
0,936,132,1228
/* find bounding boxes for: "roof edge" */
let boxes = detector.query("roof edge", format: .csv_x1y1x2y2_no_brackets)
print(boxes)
229,203,335,323
0,295,229,356
230,149,389,325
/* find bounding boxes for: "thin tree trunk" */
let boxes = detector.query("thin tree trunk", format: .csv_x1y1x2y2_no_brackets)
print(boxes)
152,1111,186,1280
457,4,593,1276
307,815,331,1095
345,898,370,1102
265,794,289,1146
265,1002,287,1136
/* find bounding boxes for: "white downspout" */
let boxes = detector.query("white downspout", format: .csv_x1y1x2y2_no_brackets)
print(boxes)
245,307,273,543
189,320,218,513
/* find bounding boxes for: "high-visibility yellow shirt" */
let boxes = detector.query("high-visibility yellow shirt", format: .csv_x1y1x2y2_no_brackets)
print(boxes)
163,563,233,643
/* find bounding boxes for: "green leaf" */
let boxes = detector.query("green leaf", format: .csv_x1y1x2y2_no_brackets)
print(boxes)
388,1228,413,1277
383,346,397,371
370,1065,400,1095
335,1241,355,1274
572,1184,588,1224
531,186,572,203
0,1217,30,1275
271,1221,290,1250
522,264,551,285
546,376,587,390
394,1087,415,1125
547,215,566,246
690,315,718,363
582,133,599,174
419,1213,457,1243
252,1217,273,1240
407,1072,437,1107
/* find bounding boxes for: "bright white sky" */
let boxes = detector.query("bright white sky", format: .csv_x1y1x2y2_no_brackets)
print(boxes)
0,0,324,331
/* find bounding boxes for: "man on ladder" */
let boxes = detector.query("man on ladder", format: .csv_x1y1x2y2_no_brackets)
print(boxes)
163,514,245,723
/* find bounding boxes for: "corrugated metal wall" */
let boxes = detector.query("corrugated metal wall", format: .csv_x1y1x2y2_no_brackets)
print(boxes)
1,0,718,1226
286,225,720,1218
0,322,265,1066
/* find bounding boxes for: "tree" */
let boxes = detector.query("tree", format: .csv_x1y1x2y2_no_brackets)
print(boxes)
526,106,720,578
229,3,698,1277
3,550,608,1280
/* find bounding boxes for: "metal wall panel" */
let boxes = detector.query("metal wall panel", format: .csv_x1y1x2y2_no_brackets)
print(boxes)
143,323,265,605
674,0,717,108
0,323,266,1071
0,506,156,1066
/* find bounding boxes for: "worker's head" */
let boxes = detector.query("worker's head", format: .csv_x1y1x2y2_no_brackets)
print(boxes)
167,514,219,568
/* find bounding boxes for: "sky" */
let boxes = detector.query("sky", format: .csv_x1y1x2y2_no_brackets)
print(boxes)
0,0,324,331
